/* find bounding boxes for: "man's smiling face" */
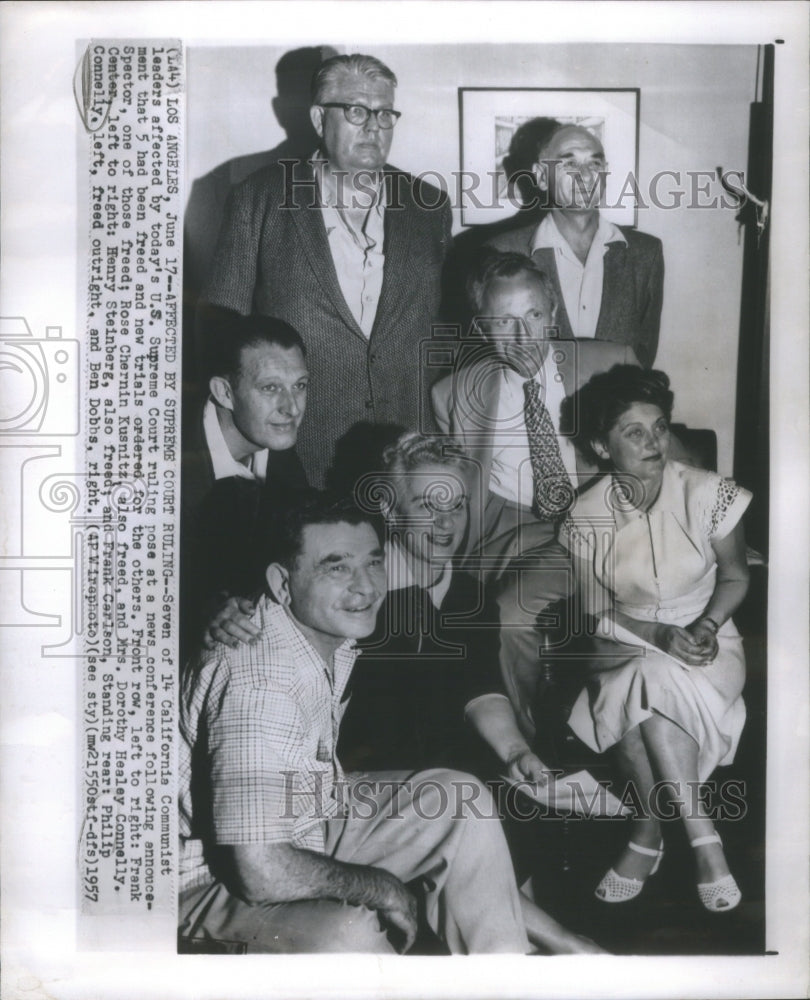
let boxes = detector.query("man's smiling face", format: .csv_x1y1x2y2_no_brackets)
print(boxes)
224,341,309,452
286,521,387,650
534,125,607,211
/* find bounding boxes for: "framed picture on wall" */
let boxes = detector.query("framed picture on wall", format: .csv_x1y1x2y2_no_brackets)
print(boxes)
459,87,639,227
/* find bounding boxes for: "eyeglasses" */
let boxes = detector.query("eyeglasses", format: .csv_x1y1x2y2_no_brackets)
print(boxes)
549,157,609,176
320,103,402,129
475,312,558,338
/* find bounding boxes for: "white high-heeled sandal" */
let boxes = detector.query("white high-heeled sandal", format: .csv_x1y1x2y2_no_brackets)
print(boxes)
690,833,742,912
594,840,664,903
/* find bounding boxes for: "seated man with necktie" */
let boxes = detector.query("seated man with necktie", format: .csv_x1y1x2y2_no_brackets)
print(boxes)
431,250,638,739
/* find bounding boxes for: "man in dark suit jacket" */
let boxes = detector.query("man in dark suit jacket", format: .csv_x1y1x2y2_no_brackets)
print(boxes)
432,252,639,738
203,53,452,488
181,310,310,653
487,121,663,368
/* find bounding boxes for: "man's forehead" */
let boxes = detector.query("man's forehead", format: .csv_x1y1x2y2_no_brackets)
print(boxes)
544,125,604,158
483,272,552,308
299,520,380,561
322,70,394,104
238,342,307,377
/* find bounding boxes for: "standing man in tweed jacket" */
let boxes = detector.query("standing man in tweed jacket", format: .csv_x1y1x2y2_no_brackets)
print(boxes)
488,120,663,368
203,53,452,488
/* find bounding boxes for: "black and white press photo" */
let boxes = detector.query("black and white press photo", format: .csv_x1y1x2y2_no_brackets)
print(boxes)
180,35,772,957
1,4,808,1000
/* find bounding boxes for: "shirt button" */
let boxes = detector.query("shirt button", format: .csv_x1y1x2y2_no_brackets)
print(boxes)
365,400,373,410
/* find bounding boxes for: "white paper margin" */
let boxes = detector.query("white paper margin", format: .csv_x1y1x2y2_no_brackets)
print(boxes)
1,3,807,999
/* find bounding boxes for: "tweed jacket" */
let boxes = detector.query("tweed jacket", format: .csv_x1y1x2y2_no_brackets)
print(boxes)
203,158,453,487
486,223,663,368
431,339,639,555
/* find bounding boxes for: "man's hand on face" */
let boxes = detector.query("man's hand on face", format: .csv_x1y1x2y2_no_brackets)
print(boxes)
203,595,260,649
515,338,549,380
480,271,556,381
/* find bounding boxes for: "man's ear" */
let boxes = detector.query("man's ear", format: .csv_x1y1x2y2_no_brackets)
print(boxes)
532,158,549,193
209,375,235,412
310,104,325,139
380,486,398,524
266,563,292,608
591,438,611,462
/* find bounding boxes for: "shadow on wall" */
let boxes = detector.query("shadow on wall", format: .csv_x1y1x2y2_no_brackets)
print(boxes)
184,45,339,321
325,422,406,501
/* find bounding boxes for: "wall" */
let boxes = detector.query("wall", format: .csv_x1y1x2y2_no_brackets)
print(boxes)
187,42,759,474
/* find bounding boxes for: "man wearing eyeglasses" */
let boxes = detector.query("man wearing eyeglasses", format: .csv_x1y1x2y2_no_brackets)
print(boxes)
487,121,664,368
203,53,452,489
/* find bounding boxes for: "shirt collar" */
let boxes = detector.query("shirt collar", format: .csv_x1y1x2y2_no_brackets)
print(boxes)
532,212,627,254
596,460,680,531
312,152,385,210
265,598,359,674
645,459,681,514
203,397,268,482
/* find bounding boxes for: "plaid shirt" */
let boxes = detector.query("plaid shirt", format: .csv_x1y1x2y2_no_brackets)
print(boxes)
179,598,358,893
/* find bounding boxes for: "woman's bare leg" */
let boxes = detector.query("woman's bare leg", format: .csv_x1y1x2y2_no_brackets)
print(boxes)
608,724,662,879
639,713,730,883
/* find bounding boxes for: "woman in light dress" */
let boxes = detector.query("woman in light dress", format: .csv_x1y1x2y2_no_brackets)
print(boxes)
560,366,750,911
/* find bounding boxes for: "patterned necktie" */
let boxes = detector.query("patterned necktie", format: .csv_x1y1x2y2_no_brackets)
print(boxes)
523,378,575,520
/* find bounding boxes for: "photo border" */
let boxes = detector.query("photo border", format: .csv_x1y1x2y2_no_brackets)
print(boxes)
1,3,808,999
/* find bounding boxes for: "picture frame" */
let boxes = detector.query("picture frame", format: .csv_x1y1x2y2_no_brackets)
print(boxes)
458,86,640,227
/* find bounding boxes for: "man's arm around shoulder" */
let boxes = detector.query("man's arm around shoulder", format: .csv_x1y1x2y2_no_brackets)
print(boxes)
227,842,418,952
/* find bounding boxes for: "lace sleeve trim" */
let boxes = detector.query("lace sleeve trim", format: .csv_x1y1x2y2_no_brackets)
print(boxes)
708,478,742,536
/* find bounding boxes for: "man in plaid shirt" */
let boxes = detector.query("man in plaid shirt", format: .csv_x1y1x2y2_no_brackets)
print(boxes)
178,496,532,953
